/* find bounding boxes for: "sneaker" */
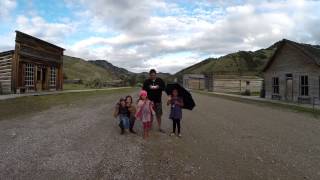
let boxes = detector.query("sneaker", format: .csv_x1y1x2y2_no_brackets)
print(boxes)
178,134,182,138
170,132,175,136
159,129,166,133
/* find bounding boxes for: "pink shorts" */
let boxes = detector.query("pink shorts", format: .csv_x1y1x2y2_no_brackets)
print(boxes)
143,121,152,130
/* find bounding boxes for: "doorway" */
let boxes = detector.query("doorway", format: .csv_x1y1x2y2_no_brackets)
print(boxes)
286,74,293,101
36,66,47,91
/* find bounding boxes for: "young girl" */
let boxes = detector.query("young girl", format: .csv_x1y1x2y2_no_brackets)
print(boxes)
167,89,184,137
126,95,137,134
135,90,155,139
113,98,130,134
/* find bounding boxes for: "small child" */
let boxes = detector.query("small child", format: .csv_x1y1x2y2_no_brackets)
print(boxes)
135,90,155,139
167,89,184,137
126,95,137,134
113,98,130,134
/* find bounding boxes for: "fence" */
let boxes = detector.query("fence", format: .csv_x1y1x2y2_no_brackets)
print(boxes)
312,97,320,111
297,96,320,112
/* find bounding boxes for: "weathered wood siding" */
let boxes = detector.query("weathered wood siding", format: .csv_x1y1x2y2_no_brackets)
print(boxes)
0,52,13,94
16,32,63,64
13,31,64,92
213,79,262,93
185,78,206,90
264,42,320,104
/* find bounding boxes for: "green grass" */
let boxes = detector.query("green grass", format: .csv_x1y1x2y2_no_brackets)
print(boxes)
194,90,320,117
63,83,90,90
0,88,136,121
213,91,260,96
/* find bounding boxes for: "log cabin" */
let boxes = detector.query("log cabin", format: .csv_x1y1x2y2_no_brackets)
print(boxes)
0,31,64,94
183,73,262,93
207,74,263,93
263,39,320,104
183,74,207,90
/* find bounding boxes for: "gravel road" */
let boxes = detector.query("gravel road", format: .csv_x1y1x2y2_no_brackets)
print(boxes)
0,91,319,180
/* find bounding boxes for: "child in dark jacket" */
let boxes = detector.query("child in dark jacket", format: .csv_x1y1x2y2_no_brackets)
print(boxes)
167,89,184,137
126,95,137,134
113,98,130,134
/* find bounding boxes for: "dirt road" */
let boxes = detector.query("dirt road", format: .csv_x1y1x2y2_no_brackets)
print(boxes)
1,91,320,180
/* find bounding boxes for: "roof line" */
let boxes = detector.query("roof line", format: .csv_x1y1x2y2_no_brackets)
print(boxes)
15,31,65,51
0,50,14,56
263,39,320,72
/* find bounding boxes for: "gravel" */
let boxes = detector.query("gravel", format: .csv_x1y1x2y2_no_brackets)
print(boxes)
1,91,320,180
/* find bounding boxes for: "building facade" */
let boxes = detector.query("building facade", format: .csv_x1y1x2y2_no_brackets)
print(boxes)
183,73,262,93
263,39,320,104
0,31,64,94
208,74,263,93
183,74,207,90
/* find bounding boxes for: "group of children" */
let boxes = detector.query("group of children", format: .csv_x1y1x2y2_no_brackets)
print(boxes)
113,89,183,139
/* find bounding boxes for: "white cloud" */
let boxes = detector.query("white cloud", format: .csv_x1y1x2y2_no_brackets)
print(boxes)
1,0,320,73
16,15,75,46
0,0,16,20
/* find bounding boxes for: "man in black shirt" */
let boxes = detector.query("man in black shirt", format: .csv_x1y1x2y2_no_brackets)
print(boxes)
143,69,166,133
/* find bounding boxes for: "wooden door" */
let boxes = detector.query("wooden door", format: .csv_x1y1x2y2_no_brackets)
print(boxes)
286,78,293,101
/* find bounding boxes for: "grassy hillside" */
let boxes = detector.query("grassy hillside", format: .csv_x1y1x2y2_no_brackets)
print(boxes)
63,56,115,82
175,44,278,79
63,56,174,87
88,60,134,79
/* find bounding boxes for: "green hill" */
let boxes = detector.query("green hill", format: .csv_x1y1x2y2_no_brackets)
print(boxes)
63,56,174,86
175,43,279,79
63,55,116,82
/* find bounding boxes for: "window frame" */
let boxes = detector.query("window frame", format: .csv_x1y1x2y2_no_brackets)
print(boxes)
49,67,57,88
272,77,280,95
25,63,35,89
300,75,309,97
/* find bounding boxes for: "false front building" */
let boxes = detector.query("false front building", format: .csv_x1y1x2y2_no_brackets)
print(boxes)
0,31,64,94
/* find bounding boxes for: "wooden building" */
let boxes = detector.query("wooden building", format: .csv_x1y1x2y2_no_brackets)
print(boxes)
183,74,207,90
183,73,262,93
207,74,263,93
0,31,64,94
263,39,320,104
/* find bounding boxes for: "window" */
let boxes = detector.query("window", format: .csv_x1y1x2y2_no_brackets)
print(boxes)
50,67,56,87
300,76,309,96
25,64,35,88
272,77,279,94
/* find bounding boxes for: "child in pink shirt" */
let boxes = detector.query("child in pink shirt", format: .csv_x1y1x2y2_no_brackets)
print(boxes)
135,90,155,139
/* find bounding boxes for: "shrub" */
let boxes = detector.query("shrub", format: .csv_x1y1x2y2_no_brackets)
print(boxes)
85,79,103,88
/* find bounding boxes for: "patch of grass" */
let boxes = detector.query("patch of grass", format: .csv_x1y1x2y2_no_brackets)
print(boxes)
0,88,137,121
250,91,261,96
215,91,260,97
193,90,320,117
63,83,90,90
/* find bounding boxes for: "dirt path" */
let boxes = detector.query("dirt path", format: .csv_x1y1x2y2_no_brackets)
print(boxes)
1,91,320,179
142,92,320,180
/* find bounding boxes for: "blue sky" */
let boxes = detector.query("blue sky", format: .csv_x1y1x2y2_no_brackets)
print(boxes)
0,0,320,73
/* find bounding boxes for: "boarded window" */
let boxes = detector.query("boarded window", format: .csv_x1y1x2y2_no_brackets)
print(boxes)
272,77,279,94
25,64,35,88
50,67,56,87
300,76,309,96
